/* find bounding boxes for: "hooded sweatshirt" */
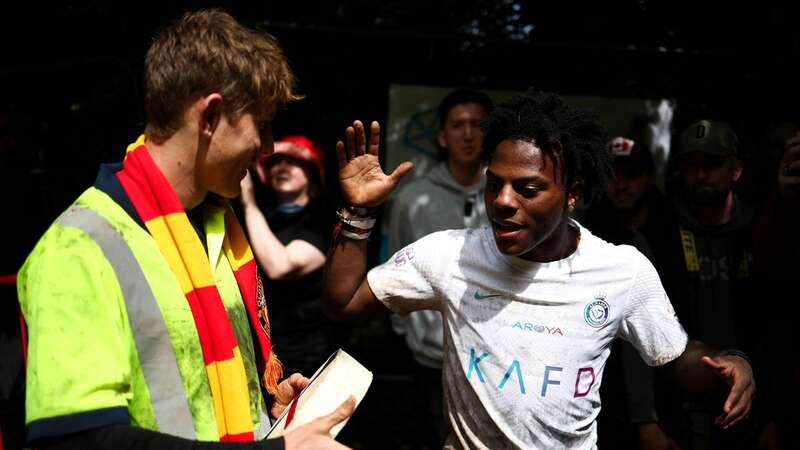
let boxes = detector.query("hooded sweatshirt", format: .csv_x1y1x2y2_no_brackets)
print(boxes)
387,162,489,368
665,194,756,350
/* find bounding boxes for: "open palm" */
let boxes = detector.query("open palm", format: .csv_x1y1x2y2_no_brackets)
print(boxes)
336,120,413,207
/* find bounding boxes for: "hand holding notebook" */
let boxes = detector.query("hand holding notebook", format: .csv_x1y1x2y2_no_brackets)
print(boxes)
266,349,373,439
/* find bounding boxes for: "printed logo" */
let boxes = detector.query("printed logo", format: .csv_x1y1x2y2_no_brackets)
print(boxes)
511,322,564,336
474,290,503,300
696,123,707,138
393,245,415,267
583,292,609,328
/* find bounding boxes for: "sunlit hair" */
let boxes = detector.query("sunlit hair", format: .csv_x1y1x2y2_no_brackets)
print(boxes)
144,9,300,140
482,88,612,204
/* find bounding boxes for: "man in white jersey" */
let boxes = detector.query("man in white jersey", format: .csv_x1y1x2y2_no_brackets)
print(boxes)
322,89,754,449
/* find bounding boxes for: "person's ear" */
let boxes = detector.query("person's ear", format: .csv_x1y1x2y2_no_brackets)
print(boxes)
199,93,223,138
437,128,448,150
732,157,744,182
566,182,583,211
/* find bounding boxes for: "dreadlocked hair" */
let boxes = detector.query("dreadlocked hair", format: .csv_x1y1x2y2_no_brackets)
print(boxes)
482,88,612,205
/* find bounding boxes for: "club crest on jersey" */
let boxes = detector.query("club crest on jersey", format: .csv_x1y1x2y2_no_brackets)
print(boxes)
584,292,609,328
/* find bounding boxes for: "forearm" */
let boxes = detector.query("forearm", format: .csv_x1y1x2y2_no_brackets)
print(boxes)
39,425,283,450
621,341,658,423
243,204,295,279
663,339,725,392
321,231,370,319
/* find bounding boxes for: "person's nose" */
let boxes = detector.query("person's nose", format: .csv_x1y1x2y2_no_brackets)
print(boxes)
464,124,474,141
269,159,290,173
493,184,518,215
694,166,709,181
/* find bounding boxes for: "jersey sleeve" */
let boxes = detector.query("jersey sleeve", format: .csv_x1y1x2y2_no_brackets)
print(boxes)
367,231,453,315
18,224,133,442
617,252,689,367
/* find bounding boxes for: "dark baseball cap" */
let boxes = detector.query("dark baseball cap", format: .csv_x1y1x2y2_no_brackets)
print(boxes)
608,136,653,173
676,120,739,157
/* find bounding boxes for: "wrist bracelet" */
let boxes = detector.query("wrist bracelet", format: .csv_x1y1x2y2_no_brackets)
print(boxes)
337,206,377,230
335,221,372,240
340,228,372,240
345,205,377,216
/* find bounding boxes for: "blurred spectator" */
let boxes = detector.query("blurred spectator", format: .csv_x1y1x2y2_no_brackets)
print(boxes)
386,88,493,447
655,119,776,449
240,136,347,377
585,136,673,259
585,136,682,450
750,120,800,450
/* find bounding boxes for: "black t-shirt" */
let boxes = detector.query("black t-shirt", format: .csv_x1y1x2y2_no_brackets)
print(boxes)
260,200,346,375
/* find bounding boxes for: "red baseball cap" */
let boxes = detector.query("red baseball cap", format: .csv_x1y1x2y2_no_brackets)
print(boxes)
257,135,325,185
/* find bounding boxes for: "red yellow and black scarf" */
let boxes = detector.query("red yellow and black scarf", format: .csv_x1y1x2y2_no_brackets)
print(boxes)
116,137,282,442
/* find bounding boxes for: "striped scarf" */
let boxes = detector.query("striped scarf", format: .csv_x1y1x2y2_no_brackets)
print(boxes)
116,138,282,442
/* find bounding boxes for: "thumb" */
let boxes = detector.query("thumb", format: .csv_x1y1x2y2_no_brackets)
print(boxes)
389,161,414,183
701,355,725,372
315,396,356,433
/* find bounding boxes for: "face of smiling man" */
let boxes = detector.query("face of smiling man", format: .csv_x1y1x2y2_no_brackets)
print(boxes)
484,138,580,262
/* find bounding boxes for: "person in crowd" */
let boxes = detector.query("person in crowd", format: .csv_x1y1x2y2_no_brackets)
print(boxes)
387,88,493,447
745,119,799,450
648,119,777,449
240,135,346,377
16,9,354,450
322,89,754,449
585,136,682,450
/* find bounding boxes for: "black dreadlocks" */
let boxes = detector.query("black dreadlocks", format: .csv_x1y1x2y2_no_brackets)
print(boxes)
481,88,612,205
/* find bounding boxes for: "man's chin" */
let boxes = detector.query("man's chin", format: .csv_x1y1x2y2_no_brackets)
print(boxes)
610,197,645,212
494,240,528,257
213,186,240,199
689,191,726,206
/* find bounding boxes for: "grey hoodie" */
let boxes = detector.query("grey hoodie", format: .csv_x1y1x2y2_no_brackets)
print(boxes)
387,162,490,368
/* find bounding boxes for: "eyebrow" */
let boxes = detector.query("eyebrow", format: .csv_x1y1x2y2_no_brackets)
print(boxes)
485,169,546,184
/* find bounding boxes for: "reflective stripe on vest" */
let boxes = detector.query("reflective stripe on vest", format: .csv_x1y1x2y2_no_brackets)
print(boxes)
57,206,196,439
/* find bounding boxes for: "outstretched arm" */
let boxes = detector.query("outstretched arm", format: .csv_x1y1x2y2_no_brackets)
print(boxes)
661,340,755,430
240,171,325,281
322,120,413,320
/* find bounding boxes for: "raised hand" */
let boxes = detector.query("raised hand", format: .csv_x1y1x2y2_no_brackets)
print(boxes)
701,355,755,429
335,120,413,207
240,169,257,207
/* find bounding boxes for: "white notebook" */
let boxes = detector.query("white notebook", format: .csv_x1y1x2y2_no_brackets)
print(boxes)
265,349,373,439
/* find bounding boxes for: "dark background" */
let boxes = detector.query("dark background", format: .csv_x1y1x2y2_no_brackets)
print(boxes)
1,1,798,448
2,1,798,273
